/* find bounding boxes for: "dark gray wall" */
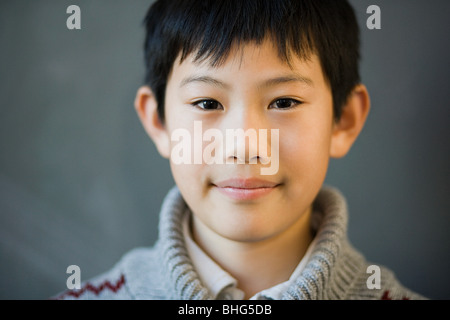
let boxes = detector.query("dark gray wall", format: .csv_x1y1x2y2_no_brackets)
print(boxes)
0,0,449,299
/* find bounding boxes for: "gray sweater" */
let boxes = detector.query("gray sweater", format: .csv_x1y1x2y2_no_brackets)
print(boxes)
56,185,425,300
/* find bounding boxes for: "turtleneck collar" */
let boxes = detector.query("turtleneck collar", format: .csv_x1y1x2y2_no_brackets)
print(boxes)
157,185,365,300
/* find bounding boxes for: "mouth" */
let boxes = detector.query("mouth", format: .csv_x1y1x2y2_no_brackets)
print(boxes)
212,178,280,201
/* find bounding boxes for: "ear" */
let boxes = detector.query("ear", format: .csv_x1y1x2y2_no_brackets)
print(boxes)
330,84,371,158
134,86,170,159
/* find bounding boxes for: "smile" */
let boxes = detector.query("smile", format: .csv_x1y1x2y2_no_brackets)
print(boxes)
213,178,280,201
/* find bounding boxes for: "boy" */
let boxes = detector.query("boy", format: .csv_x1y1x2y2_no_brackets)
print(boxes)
57,0,424,300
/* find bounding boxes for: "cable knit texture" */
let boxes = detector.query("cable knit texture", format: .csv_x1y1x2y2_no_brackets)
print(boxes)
56,185,425,300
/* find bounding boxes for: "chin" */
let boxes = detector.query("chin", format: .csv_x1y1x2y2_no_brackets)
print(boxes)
213,217,281,243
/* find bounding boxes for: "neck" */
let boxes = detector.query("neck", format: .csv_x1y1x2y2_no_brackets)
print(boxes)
191,206,313,299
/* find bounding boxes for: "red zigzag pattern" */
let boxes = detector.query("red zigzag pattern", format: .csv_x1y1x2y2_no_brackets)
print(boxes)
57,274,126,299
381,290,410,300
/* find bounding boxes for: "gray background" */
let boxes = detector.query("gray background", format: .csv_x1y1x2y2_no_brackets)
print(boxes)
0,0,449,299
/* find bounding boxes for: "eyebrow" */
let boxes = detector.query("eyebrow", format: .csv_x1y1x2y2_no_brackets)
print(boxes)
180,75,230,89
179,74,314,89
260,75,314,88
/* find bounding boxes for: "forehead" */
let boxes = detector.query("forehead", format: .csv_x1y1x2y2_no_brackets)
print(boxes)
168,38,327,89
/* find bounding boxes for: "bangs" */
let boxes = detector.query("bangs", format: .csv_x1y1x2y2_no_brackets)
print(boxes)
175,0,317,67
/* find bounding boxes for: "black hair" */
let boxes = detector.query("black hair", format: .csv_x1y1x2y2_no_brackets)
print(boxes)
143,0,360,123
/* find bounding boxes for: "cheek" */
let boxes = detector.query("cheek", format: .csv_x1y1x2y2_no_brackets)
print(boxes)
170,162,207,209
280,115,332,183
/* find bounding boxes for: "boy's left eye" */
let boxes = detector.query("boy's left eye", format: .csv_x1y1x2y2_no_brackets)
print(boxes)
269,98,302,110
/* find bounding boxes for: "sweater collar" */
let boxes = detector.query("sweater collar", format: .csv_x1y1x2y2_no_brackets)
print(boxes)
157,185,364,300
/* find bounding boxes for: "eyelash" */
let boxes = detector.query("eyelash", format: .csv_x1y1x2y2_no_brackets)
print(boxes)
191,100,223,111
191,98,303,111
268,98,303,110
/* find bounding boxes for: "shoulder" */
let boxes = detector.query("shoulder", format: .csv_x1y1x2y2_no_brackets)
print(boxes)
345,258,427,300
54,246,168,300
373,264,426,300
330,240,426,300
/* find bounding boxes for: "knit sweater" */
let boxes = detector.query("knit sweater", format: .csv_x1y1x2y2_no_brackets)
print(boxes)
56,185,425,300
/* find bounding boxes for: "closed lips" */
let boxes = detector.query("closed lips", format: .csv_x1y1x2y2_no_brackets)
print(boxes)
212,179,280,201
214,178,279,189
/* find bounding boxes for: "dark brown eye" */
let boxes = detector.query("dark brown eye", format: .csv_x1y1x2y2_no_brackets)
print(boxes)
193,99,223,110
269,98,302,109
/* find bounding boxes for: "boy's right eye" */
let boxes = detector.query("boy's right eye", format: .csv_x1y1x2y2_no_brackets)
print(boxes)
192,99,223,111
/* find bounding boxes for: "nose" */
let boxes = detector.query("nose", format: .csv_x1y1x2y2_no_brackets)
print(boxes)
224,106,271,165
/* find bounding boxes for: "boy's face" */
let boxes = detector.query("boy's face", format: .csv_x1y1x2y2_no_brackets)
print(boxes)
137,38,369,243
162,38,332,242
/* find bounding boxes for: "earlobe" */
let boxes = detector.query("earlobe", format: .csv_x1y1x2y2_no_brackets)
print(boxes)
134,86,170,159
329,84,371,158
